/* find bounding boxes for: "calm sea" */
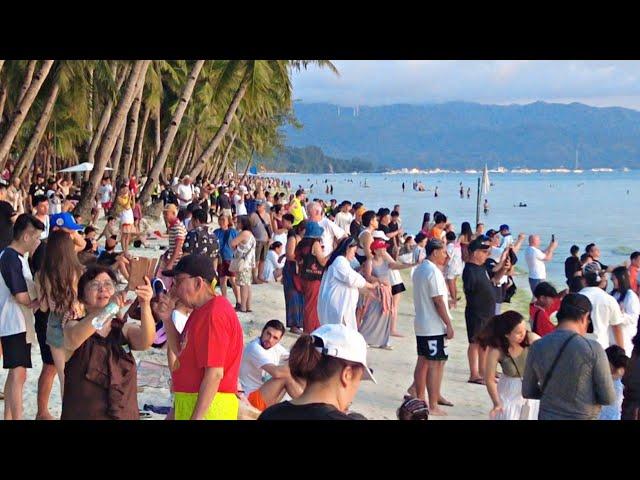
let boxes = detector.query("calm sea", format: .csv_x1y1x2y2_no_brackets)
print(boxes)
278,170,640,287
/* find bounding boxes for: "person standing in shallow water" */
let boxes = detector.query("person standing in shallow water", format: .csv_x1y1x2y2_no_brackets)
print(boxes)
483,199,489,214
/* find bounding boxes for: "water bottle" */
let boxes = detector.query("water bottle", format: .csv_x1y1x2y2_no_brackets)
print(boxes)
91,302,120,330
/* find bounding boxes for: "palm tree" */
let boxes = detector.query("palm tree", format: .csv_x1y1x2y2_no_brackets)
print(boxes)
75,60,151,218
0,60,55,169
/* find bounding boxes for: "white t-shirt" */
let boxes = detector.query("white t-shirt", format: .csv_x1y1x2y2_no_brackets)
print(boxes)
98,184,113,204
334,211,354,233
612,290,640,357
413,259,450,336
177,184,194,208
233,194,247,216
172,309,189,334
525,246,546,279
0,249,36,342
239,337,289,394
580,286,624,349
262,250,285,282
500,234,514,250
318,217,346,256
317,255,367,330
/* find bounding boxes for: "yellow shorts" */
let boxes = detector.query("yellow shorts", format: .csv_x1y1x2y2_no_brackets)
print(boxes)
173,392,239,420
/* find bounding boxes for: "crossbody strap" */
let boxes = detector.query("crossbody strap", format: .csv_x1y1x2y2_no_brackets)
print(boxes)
540,333,578,393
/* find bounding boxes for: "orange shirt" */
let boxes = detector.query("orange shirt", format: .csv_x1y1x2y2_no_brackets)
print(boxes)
629,265,639,294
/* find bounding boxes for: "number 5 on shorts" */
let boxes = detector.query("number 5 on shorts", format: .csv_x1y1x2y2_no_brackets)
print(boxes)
428,340,438,356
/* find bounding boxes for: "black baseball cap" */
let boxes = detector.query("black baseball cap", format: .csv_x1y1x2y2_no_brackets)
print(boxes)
162,254,217,283
468,236,491,252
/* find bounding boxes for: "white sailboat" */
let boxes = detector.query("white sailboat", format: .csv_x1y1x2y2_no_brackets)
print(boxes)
573,148,584,173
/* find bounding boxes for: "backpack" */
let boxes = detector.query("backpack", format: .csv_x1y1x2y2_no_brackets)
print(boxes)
182,226,220,260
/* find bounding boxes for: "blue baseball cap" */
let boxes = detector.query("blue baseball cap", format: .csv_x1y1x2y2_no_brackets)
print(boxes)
499,224,510,232
50,212,84,231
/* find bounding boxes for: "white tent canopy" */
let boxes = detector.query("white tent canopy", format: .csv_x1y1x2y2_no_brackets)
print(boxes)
57,162,113,173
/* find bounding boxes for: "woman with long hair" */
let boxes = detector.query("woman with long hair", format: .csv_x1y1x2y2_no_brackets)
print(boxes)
610,266,640,357
283,220,306,334
230,215,256,313
477,310,540,420
113,184,135,254
318,237,377,331
258,324,375,420
622,329,640,419
459,221,473,263
37,230,85,399
420,212,431,234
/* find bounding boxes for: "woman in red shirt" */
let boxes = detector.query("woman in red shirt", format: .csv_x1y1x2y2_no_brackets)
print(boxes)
529,282,565,337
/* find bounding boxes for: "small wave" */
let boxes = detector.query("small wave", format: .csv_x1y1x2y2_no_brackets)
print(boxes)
611,246,636,255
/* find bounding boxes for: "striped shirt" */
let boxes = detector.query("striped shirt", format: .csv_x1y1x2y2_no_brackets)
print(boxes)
168,219,187,258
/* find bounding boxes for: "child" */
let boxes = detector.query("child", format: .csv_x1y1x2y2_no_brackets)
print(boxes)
529,282,564,337
445,231,463,309
97,216,119,242
599,345,629,420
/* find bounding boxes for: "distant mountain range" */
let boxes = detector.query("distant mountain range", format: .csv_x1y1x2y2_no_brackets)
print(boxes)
282,101,640,169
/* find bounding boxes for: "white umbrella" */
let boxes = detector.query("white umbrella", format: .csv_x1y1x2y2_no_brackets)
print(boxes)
481,164,491,195
57,162,113,173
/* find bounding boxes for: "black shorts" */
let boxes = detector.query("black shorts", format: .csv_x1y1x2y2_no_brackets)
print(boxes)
391,283,406,296
1,332,32,369
416,335,448,361
35,310,54,366
465,313,486,343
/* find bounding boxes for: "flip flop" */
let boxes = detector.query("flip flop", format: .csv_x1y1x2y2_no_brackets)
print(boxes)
467,378,485,385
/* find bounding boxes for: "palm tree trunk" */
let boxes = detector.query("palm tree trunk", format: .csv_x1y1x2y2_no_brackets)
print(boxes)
239,149,254,184
86,66,94,153
139,60,204,205
154,105,161,155
13,80,60,178
120,78,145,179
0,60,4,74
75,60,151,218
174,130,195,179
0,60,54,170
17,60,37,106
110,123,126,179
134,102,150,177
0,85,7,126
213,132,237,182
86,63,130,164
188,67,251,178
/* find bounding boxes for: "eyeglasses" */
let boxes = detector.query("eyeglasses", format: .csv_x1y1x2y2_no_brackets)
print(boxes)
86,280,116,292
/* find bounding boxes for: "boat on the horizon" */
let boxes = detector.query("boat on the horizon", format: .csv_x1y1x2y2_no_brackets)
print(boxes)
591,168,614,172
511,168,538,174
464,169,479,174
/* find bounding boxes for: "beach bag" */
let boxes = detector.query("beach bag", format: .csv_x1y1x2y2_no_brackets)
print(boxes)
229,243,250,273
502,276,517,303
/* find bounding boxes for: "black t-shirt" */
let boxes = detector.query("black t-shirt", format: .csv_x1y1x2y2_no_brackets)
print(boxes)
217,194,231,210
564,256,582,281
0,247,28,295
258,401,359,420
350,220,364,239
0,200,14,251
462,261,497,323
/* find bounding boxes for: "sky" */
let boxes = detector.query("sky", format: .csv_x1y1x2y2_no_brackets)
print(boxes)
291,60,640,111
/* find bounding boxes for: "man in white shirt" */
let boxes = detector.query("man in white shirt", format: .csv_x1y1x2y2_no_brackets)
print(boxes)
97,177,113,213
306,201,346,256
580,263,625,349
407,239,454,416
525,234,558,294
176,175,194,209
498,224,514,250
233,189,247,216
334,201,354,233
239,320,304,412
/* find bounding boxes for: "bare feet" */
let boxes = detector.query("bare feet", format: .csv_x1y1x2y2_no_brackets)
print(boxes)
35,412,56,420
390,331,405,338
438,397,454,407
407,386,417,398
429,407,448,416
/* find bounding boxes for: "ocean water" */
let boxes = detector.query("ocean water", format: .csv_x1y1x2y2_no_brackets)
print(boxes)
279,170,640,287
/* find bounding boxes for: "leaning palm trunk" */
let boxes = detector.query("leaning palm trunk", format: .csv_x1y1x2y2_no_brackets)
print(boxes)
188,68,251,179
174,130,195,179
14,80,60,178
75,60,150,219
87,64,130,164
0,86,7,125
139,60,204,205
17,60,37,106
0,60,54,170
110,123,126,180
239,149,254,184
133,102,150,177
120,78,145,179
0,60,4,74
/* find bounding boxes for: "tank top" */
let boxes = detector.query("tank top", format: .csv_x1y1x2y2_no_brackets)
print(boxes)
371,259,391,282
61,319,139,420
296,237,324,281
356,229,370,257
498,347,530,378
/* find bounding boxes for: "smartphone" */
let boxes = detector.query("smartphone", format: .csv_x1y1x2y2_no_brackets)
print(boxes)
152,278,167,297
551,234,555,242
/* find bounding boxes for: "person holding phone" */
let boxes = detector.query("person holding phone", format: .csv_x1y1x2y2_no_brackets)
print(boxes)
60,265,155,420
524,234,558,295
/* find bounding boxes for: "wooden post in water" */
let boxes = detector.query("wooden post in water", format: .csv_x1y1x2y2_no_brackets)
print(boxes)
475,176,481,227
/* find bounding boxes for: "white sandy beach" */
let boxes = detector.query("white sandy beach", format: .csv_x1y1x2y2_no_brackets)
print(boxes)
0,214,535,421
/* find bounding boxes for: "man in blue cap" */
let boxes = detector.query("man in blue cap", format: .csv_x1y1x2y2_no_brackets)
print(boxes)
498,224,513,250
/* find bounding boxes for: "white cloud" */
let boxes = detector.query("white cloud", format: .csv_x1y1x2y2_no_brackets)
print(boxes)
292,60,640,110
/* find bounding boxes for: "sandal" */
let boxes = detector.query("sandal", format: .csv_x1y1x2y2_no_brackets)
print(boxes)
467,378,485,385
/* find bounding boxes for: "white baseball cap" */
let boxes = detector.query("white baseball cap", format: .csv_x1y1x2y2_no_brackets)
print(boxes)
372,230,390,241
311,324,376,383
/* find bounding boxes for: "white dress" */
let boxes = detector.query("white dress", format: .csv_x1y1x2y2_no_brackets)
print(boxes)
318,256,367,330
612,290,640,357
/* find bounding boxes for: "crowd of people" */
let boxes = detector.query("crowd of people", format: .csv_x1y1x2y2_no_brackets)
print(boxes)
0,168,639,421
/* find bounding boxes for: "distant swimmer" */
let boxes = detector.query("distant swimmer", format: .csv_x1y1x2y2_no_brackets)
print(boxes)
402,182,405,192
330,185,334,194
459,183,464,198
515,202,528,207
483,199,489,214
467,187,471,199
434,186,439,198
627,189,630,195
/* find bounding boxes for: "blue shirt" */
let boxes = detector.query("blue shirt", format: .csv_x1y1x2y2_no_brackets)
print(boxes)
215,228,239,261
245,198,257,216
599,377,623,420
